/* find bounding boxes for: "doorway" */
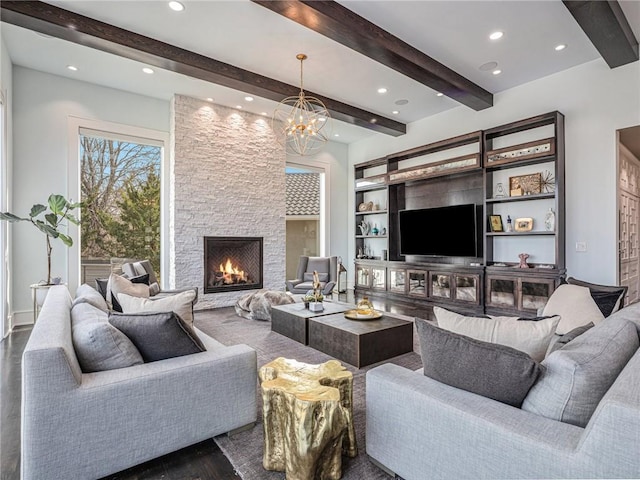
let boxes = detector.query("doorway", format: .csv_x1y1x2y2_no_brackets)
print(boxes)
285,165,325,282
618,125,640,305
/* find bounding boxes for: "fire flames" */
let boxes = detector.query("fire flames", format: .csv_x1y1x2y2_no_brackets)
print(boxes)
219,258,247,284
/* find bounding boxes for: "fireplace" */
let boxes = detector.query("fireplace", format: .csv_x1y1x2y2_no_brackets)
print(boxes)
204,236,263,294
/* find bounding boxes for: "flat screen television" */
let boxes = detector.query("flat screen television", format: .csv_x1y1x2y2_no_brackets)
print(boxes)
399,204,479,257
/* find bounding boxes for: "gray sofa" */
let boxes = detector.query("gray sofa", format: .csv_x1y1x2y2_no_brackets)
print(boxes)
366,300,640,479
21,285,257,480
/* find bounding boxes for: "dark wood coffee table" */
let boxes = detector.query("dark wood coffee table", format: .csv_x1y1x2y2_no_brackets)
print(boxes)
271,301,352,345
308,312,413,368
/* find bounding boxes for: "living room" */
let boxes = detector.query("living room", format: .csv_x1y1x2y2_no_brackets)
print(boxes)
1,1,640,479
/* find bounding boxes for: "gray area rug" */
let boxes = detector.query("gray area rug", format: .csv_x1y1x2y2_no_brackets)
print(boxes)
194,306,423,480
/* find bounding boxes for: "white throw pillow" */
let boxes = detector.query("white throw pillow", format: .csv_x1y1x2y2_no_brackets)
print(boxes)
542,284,605,335
433,306,560,362
117,289,196,325
106,273,150,311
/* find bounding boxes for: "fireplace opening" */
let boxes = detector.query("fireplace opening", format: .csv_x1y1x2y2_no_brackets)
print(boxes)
204,236,263,294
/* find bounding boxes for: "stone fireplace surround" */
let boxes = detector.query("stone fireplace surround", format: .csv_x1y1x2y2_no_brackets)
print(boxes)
171,95,287,309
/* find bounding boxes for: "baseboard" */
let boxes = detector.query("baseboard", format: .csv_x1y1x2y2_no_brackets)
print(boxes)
368,455,397,478
12,310,35,328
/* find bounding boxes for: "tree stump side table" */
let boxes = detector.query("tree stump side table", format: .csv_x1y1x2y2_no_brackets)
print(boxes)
258,357,357,480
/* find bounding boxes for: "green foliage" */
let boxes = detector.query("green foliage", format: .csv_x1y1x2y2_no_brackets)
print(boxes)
0,194,82,284
106,171,161,276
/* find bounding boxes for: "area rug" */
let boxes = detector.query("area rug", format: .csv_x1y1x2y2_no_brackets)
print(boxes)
194,306,422,480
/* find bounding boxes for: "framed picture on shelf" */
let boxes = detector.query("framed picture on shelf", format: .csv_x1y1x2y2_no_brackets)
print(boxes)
489,214,504,232
509,173,542,196
514,217,534,232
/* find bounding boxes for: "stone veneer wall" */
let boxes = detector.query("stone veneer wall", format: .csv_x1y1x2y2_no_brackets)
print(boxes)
171,94,286,309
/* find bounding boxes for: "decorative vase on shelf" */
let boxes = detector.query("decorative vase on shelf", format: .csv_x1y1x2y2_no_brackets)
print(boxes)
545,208,556,231
371,224,379,235
506,215,513,232
494,182,506,198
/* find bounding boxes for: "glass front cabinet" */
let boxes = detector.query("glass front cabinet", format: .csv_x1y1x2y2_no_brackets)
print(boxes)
355,264,386,290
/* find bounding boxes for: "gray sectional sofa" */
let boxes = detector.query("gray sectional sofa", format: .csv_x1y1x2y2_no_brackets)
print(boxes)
366,300,640,479
21,285,257,480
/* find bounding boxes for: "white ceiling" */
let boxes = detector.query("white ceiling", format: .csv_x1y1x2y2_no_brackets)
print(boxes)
1,0,639,146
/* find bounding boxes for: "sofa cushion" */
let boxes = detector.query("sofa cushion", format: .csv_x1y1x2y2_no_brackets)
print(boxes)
72,321,144,373
415,318,543,407
522,315,639,427
73,283,109,313
433,306,559,362
546,322,594,356
542,284,605,335
566,277,627,317
109,310,205,362
116,289,196,325
303,272,329,283
71,301,110,327
107,273,150,312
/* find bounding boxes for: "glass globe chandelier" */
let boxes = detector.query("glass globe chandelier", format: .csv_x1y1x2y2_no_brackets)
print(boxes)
273,54,331,156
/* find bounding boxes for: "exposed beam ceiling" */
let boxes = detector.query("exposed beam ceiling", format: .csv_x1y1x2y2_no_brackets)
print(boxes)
563,0,639,68
0,0,407,136
252,0,494,112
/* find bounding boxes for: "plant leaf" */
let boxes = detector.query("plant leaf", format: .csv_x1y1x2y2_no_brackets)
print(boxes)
58,233,73,247
0,212,27,222
65,213,80,225
48,195,67,215
29,204,46,218
34,220,58,238
45,213,58,227
68,201,83,209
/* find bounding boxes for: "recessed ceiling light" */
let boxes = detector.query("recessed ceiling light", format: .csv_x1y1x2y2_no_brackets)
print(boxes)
236,105,243,109
206,97,214,102
334,133,340,137
392,110,399,115
377,87,388,94
318,117,326,122
479,61,498,71
395,99,409,105
261,112,268,116
66,65,78,71
168,1,184,11
489,31,504,40
492,69,502,75
436,92,444,97
142,67,154,74
555,44,567,51
244,96,254,102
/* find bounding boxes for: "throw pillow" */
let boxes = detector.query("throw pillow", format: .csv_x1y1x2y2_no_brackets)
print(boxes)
71,301,109,327
415,318,543,407
116,289,196,325
73,283,109,312
546,322,594,356
542,284,605,335
109,310,205,362
433,306,560,362
107,273,150,312
72,321,144,373
566,277,627,317
521,316,639,427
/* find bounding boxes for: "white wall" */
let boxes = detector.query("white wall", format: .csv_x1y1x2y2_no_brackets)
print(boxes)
1,33,13,337
349,59,640,285
11,67,169,325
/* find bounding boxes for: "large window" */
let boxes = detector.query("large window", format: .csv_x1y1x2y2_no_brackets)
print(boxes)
80,131,161,283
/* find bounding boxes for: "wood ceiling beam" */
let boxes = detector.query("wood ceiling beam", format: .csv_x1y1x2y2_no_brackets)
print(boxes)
251,0,494,111
0,0,406,136
563,0,639,68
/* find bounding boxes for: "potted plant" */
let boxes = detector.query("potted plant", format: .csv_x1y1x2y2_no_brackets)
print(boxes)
0,194,82,289
305,271,324,312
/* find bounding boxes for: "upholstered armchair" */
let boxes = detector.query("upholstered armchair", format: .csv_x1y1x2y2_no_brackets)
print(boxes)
286,256,338,296
121,259,198,304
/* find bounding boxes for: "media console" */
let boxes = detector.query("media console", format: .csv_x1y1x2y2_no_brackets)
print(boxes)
354,112,565,317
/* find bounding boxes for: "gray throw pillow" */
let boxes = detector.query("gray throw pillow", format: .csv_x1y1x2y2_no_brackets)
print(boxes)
415,318,543,407
522,316,639,427
109,311,206,362
71,301,109,327
72,321,144,373
73,283,109,313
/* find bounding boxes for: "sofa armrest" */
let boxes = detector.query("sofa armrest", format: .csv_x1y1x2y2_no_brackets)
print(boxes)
366,363,586,480
22,344,257,480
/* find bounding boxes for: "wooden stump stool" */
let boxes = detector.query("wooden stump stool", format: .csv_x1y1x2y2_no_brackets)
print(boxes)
259,357,357,480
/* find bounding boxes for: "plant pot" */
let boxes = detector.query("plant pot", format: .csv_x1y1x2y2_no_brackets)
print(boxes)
309,302,324,312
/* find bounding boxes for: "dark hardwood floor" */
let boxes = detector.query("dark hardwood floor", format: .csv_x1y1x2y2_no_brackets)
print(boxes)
0,290,432,480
